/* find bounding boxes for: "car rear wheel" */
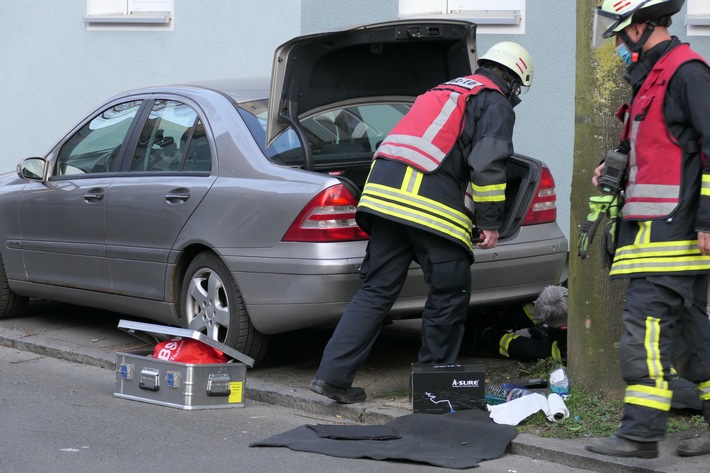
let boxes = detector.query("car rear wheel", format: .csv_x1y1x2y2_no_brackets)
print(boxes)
181,251,269,363
0,254,29,319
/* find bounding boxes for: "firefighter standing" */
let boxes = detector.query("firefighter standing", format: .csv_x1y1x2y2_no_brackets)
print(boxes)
587,0,710,459
309,42,534,404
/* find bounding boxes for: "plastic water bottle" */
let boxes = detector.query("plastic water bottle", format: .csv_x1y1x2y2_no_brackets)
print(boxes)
484,384,508,405
485,384,533,405
549,365,569,397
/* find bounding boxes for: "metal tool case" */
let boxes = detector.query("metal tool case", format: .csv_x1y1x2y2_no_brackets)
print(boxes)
114,320,254,410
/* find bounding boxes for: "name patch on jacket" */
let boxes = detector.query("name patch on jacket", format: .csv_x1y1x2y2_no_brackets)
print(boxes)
443,77,484,90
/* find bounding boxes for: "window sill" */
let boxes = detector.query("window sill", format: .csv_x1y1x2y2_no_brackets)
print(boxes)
83,11,172,25
687,14,710,26
398,10,522,26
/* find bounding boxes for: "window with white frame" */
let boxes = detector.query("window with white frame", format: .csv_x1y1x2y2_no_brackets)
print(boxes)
687,0,710,36
398,0,526,34
85,0,174,31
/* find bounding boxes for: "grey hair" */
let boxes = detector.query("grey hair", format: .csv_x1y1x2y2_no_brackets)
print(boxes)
533,285,568,328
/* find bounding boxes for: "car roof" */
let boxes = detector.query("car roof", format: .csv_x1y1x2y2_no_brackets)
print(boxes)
180,77,270,103
111,77,270,104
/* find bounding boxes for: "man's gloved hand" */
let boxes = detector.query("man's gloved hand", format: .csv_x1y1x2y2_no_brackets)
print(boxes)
577,194,618,260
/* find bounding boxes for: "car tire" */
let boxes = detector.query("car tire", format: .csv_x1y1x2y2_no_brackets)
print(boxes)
181,251,269,363
0,254,29,319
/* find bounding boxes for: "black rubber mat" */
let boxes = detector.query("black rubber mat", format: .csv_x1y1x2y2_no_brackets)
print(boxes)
250,409,517,469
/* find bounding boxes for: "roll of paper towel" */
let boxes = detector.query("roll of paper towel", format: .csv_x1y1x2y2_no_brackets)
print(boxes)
488,392,570,425
546,393,570,422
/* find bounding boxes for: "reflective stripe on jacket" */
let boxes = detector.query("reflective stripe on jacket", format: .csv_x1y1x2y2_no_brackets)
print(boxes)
373,74,502,173
357,162,475,253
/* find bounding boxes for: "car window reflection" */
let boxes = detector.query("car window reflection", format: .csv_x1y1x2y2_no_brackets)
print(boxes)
56,100,143,176
130,100,211,173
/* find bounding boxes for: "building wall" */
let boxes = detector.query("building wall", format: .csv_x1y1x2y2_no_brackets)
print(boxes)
0,0,302,170
1,1,709,237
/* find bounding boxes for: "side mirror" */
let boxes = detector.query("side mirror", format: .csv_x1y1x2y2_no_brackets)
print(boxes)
17,157,47,181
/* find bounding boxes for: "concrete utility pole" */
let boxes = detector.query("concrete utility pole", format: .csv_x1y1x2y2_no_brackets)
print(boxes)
568,0,629,397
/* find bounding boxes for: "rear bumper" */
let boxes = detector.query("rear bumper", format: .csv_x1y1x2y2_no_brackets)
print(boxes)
224,223,568,334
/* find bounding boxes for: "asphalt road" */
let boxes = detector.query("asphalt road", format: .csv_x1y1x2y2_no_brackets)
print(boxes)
0,345,595,473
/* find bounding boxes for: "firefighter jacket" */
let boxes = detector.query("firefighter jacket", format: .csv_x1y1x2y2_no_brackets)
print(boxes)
357,68,515,256
480,302,567,364
610,39,710,279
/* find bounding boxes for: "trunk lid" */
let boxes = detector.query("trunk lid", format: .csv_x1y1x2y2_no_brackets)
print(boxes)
267,19,478,147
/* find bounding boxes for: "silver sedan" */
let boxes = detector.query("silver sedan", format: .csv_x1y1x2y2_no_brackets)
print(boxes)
0,20,567,362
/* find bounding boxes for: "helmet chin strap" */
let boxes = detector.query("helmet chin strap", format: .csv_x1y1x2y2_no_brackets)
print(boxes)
486,64,523,106
618,21,657,63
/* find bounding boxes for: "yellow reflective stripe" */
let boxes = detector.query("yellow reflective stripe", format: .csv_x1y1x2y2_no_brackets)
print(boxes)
551,341,562,363
402,166,424,195
702,175,710,197
363,182,472,229
472,182,506,203
610,256,710,276
614,240,703,259
358,196,473,252
698,380,710,401
473,182,506,193
633,221,651,246
611,239,710,275
522,302,535,323
643,316,666,389
624,384,672,411
358,185,473,251
499,333,518,358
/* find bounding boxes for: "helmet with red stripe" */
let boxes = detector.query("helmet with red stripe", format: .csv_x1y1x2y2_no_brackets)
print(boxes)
596,0,684,39
477,41,533,88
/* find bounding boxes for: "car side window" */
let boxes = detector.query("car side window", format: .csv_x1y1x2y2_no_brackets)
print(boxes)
56,100,142,176
130,100,211,172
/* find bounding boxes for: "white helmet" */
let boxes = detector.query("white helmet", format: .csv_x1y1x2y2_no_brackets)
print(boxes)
594,0,684,43
477,41,533,88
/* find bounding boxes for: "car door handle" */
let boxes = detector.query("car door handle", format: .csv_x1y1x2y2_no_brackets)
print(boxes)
84,188,106,202
165,188,190,204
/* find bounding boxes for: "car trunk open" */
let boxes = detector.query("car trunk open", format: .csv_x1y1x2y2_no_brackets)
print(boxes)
266,20,478,162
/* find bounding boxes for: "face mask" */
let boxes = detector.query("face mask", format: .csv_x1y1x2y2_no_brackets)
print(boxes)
508,93,521,108
503,78,522,107
616,43,633,65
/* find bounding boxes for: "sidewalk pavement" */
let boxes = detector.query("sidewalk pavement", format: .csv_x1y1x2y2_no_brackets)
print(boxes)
0,300,707,473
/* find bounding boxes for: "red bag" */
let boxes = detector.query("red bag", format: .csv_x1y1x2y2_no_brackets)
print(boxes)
153,338,228,364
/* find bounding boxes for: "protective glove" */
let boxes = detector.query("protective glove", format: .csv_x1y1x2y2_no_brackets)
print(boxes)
577,194,619,260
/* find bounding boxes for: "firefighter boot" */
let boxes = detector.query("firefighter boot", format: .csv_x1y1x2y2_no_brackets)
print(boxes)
677,429,710,457
678,401,710,456
586,434,658,459
309,378,367,404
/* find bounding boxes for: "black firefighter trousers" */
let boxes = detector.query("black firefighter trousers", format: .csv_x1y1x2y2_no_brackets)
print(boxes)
315,215,472,389
617,274,710,442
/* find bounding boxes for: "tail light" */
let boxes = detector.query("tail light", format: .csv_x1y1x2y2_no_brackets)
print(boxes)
522,166,557,225
282,184,369,242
